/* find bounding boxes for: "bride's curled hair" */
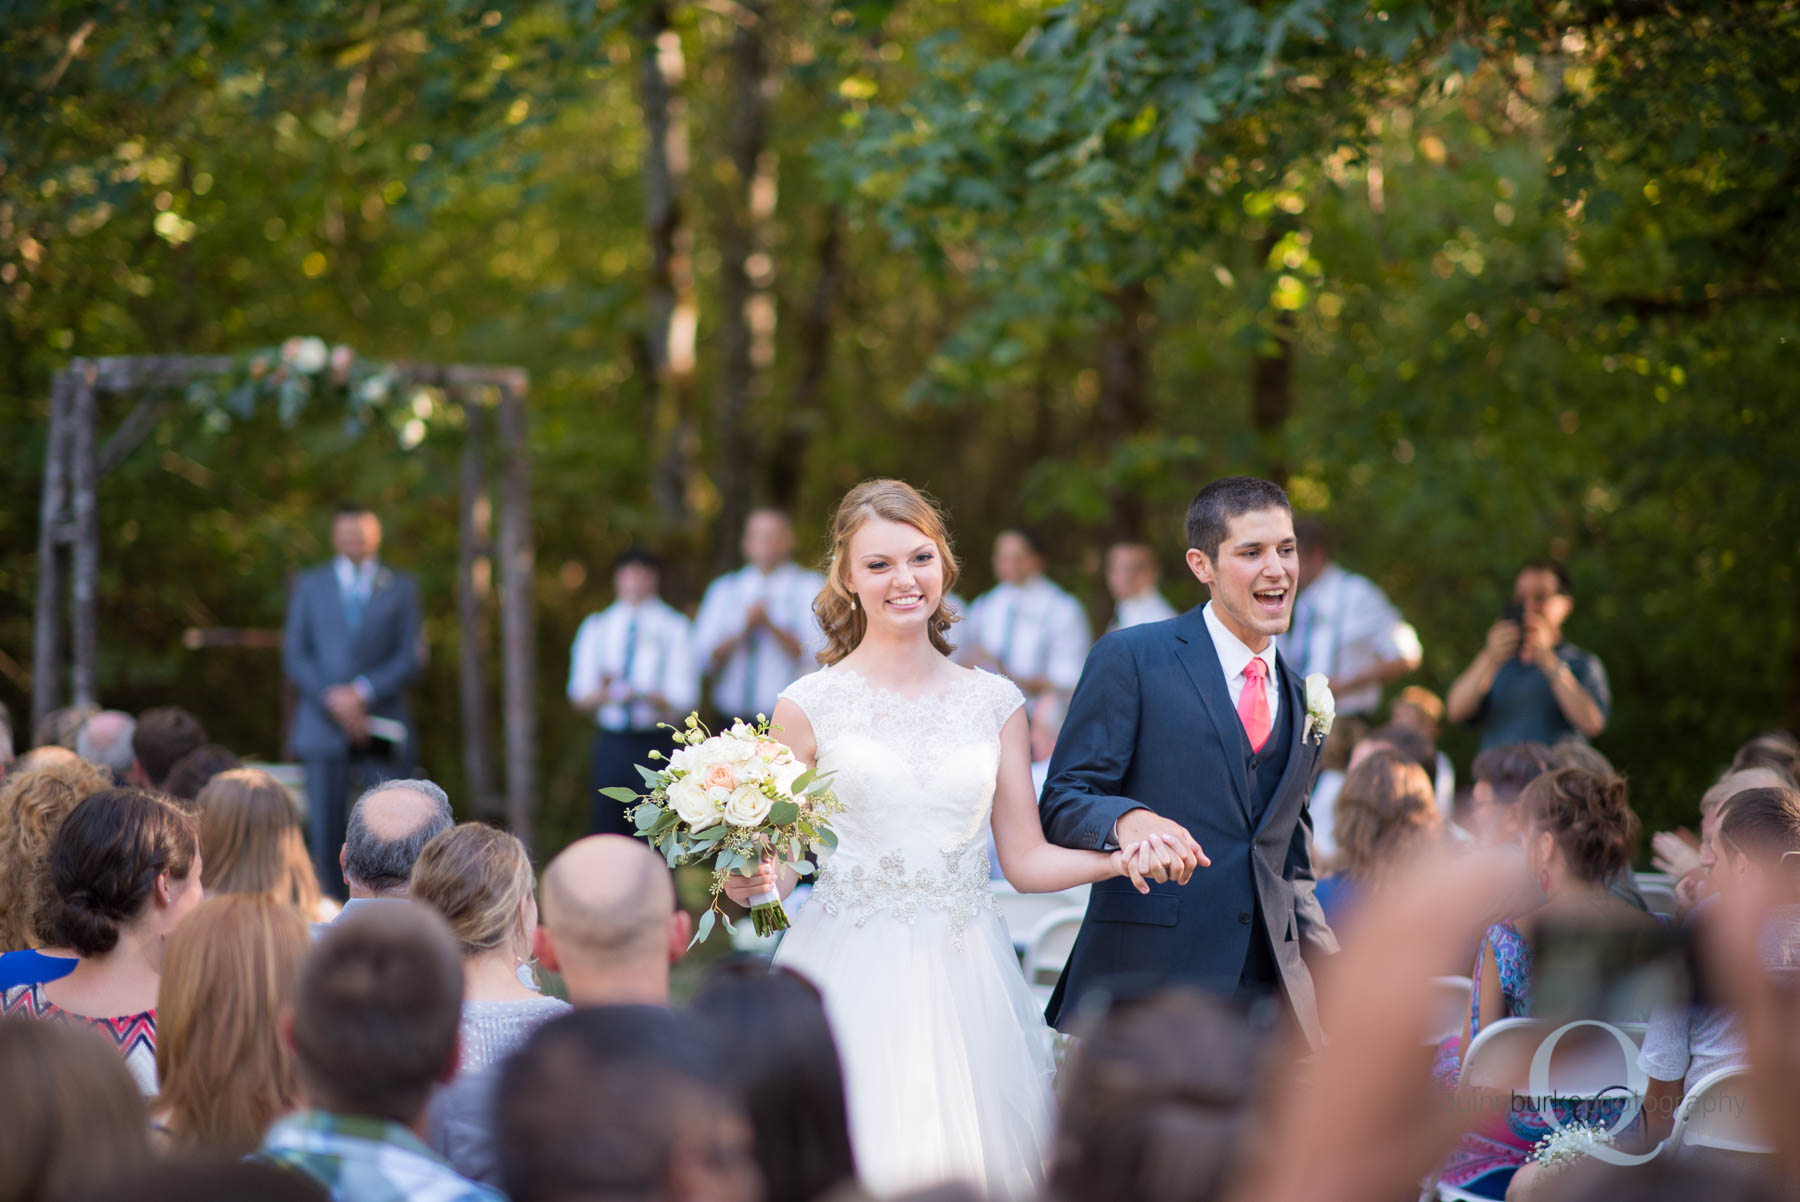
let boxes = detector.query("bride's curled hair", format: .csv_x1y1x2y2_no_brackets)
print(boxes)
815,479,960,666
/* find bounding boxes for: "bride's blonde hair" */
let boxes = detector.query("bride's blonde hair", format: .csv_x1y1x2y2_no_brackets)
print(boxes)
815,479,961,666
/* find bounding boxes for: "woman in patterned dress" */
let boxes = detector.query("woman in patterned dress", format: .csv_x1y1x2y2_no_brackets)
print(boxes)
0,787,204,1095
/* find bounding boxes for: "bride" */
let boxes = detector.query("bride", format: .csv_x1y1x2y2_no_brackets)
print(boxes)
723,479,1178,1198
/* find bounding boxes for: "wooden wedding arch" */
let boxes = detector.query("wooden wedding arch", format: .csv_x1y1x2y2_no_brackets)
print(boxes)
31,353,543,847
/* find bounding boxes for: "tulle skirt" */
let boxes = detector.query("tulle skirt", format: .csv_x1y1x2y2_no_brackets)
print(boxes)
776,899,1055,1199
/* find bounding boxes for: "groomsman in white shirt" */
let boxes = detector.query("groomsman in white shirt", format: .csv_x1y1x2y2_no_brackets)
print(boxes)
1104,541,1179,631
1287,517,1422,718
967,528,1091,704
693,509,826,723
568,548,700,836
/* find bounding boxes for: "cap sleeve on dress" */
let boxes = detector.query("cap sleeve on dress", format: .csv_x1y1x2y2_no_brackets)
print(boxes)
984,670,1027,732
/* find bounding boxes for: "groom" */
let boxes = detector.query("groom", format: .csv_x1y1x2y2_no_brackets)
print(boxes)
1040,476,1339,1045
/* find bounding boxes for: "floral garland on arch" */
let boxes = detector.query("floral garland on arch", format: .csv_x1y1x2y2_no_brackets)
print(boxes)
181,336,434,445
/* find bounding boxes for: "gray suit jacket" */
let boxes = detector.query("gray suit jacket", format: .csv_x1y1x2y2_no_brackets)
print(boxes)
282,562,424,759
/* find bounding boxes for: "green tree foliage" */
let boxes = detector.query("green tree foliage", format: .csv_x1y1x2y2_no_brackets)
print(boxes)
2,0,1796,846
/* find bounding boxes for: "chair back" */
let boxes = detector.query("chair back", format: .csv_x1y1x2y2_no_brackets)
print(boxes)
1024,909,1085,987
1668,1066,1771,1157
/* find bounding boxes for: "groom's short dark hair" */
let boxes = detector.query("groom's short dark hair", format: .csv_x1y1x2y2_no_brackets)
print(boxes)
1186,477,1291,561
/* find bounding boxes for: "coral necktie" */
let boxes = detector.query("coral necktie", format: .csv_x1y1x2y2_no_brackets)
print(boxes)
1239,657,1272,753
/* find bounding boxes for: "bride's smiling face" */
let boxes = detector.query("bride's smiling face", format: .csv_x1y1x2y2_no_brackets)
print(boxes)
846,517,945,634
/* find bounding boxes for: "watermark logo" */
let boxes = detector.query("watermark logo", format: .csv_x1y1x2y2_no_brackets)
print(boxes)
1523,1020,1659,1167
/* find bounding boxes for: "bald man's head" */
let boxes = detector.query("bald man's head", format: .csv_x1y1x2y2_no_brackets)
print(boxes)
540,836,681,981
342,779,455,897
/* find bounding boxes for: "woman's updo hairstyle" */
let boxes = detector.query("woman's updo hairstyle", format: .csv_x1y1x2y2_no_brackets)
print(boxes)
815,479,961,667
50,787,198,956
409,823,537,959
1522,766,1639,885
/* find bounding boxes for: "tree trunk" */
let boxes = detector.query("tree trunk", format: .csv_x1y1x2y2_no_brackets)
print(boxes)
636,2,699,543
456,401,498,822
710,0,777,574
70,362,99,708
1097,281,1153,547
31,371,73,728
767,207,839,513
496,383,538,851
1251,232,1297,484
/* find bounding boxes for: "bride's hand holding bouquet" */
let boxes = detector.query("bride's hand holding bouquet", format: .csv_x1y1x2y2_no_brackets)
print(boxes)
605,713,843,942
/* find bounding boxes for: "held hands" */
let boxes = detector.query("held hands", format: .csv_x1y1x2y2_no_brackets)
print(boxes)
325,684,369,744
744,601,770,632
1113,810,1209,893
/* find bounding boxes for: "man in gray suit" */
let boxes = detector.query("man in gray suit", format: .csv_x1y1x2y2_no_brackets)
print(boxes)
284,505,425,897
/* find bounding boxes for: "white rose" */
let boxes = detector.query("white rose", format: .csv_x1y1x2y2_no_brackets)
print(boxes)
291,336,329,373
1304,673,1336,740
771,756,805,796
723,782,774,828
719,736,758,764
669,776,723,829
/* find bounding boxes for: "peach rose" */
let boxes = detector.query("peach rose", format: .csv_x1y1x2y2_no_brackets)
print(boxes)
702,763,739,793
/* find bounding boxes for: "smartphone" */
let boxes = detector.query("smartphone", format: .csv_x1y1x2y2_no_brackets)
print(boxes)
1499,601,1525,626
1532,916,1704,1026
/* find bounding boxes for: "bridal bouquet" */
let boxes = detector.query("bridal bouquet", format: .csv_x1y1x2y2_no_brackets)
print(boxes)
603,713,842,943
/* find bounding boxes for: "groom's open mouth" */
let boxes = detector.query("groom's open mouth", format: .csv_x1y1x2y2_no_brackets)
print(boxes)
1252,586,1289,615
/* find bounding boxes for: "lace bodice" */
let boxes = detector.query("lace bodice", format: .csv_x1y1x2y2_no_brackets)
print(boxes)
781,665,1024,941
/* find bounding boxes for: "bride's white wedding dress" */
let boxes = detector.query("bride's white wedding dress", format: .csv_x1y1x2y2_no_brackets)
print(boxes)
775,663,1055,1199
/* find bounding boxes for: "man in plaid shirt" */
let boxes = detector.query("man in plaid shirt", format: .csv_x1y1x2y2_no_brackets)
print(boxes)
261,904,502,1202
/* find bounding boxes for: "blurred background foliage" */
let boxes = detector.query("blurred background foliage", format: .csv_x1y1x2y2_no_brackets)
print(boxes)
3,0,1797,851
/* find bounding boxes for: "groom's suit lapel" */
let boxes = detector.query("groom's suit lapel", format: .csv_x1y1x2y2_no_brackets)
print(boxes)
1171,610,1254,826
1254,650,1314,837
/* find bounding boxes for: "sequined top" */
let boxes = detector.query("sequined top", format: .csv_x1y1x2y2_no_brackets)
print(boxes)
456,996,570,1074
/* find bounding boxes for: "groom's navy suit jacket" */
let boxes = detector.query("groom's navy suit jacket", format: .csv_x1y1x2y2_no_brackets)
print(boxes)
1040,606,1338,1046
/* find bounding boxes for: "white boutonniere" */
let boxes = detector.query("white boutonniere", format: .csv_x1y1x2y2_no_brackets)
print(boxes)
1303,673,1335,744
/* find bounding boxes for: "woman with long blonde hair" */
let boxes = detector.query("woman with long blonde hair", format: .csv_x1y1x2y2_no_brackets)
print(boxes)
720,478,1164,1197
193,768,327,921
0,756,109,990
150,894,310,1153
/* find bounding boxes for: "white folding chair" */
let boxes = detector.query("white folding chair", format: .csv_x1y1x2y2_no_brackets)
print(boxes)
1022,909,1084,990
991,882,1089,953
1637,882,1680,921
1666,1066,1771,1161
1424,975,1473,1046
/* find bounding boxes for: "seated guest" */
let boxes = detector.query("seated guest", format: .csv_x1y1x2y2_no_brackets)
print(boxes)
1464,742,1554,848
428,834,690,1182
534,834,692,1007
131,706,208,790
67,1158,327,1202
1389,685,1456,814
494,1007,758,1202
1651,767,1789,917
690,963,857,1202
1434,766,1654,1198
0,755,110,990
261,904,502,1202
0,1016,151,1202
74,709,137,783
331,778,456,922
33,703,99,752
1052,986,1264,1202
1730,730,1799,785
0,787,203,1094
1316,750,1442,928
1639,785,1800,1141
1348,720,1437,784
409,823,568,1074
151,895,311,1154
161,744,244,806
196,768,328,921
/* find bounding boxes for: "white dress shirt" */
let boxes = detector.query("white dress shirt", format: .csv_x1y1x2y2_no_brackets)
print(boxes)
568,598,699,731
1110,590,1179,631
1203,600,1281,726
693,562,826,719
967,577,1091,694
334,556,378,606
1285,561,1417,716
